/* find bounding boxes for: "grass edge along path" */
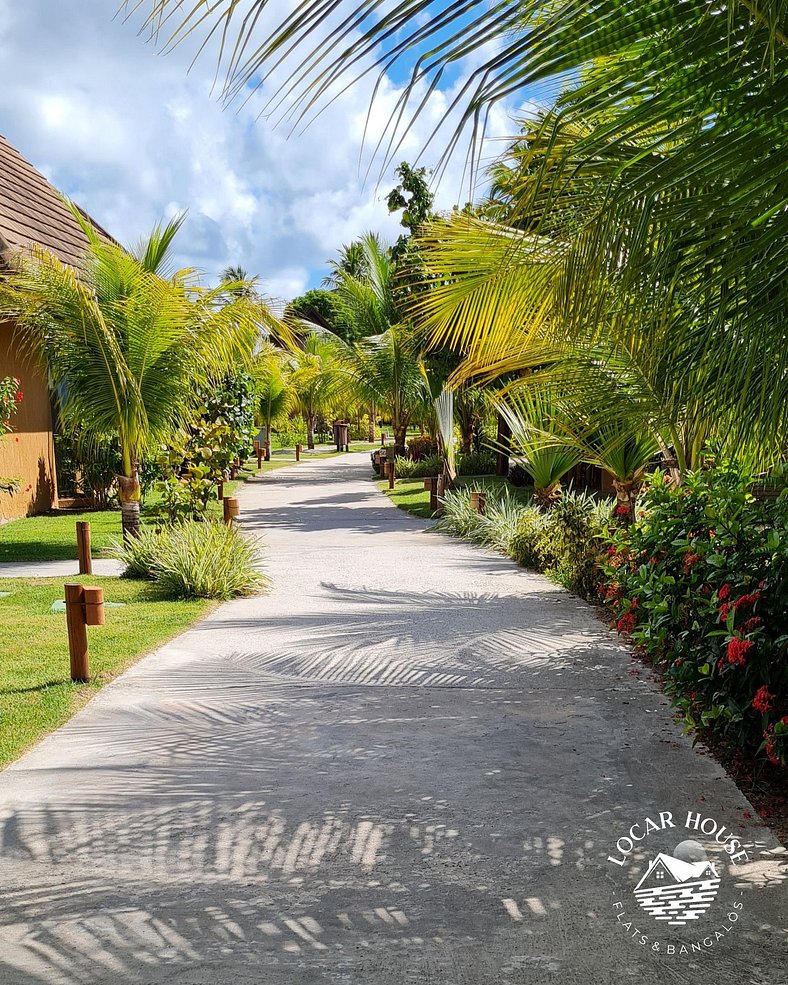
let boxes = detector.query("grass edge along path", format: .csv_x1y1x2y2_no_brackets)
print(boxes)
0,444,379,563
0,575,213,767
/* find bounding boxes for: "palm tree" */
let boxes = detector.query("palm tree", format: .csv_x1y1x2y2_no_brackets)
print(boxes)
290,333,347,448
322,241,369,288
135,2,788,456
0,211,260,538
497,392,585,509
253,344,293,450
332,234,424,450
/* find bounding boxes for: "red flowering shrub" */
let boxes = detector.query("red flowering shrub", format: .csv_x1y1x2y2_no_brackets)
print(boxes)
600,465,788,768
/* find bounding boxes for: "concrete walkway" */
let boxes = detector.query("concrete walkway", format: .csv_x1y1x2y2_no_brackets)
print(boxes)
0,453,784,984
0,558,123,579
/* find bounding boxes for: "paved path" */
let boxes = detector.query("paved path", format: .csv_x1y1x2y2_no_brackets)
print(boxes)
0,559,123,579
0,454,784,984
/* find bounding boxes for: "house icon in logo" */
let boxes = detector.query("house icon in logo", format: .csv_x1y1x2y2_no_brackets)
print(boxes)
634,853,720,926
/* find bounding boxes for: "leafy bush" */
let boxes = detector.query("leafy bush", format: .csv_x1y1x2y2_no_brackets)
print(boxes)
271,428,306,449
535,492,610,598
601,466,788,767
508,490,610,597
407,434,438,460
393,454,443,479
110,521,268,600
457,450,496,476
510,508,546,569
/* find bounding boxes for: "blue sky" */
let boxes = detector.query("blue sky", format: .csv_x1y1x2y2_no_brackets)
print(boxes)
0,1,538,301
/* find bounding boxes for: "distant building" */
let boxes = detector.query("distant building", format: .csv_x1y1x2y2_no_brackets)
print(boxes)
0,134,112,519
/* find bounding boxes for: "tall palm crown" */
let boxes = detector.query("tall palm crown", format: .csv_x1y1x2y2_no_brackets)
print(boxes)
0,211,261,536
331,234,424,449
132,0,788,458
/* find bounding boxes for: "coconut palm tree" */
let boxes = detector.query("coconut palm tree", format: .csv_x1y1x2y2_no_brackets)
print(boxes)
289,333,347,448
332,234,425,450
253,344,293,449
135,1,788,456
0,211,261,538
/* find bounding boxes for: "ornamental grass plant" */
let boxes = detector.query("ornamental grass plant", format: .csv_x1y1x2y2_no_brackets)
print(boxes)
110,521,268,601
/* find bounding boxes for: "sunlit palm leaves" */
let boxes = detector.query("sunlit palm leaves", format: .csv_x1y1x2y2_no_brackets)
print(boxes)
127,0,788,466
0,210,262,535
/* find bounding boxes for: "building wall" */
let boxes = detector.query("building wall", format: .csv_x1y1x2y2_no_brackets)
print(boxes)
0,320,58,520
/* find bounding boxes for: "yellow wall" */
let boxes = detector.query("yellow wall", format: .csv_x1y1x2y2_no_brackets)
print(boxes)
0,321,58,519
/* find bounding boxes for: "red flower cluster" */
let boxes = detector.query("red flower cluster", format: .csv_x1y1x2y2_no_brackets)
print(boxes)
734,591,761,611
617,612,638,635
614,504,631,518
683,552,701,572
14,389,23,403
743,616,762,632
726,636,754,666
719,602,732,621
718,584,732,601
752,686,774,714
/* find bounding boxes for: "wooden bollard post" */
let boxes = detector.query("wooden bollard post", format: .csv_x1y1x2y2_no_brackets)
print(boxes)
295,444,302,462
423,477,432,491
388,461,396,489
223,496,240,525
470,491,487,515
217,480,224,501
83,586,106,627
65,583,104,682
76,520,92,575
429,476,440,515
381,432,387,446
254,440,263,469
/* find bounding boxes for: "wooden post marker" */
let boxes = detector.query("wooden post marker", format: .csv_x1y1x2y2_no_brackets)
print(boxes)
423,477,432,490
65,583,104,682
76,521,92,575
295,444,302,462
83,586,106,626
381,432,387,446
470,491,487,515
223,496,240,525
254,440,263,469
388,461,396,489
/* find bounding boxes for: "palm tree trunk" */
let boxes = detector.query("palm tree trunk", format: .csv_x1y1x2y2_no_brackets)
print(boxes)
306,415,316,450
117,470,141,540
495,413,511,477
368,405,376,442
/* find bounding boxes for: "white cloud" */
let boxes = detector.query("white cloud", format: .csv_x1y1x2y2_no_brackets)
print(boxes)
0,0,526,301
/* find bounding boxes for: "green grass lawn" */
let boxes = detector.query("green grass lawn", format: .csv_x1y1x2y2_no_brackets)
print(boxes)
378,474,534,520
0,576,211,766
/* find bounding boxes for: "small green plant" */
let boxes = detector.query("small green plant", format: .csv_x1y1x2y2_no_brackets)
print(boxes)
112,526,165,580
110,521,268,600
394,454,442,479
509,508,546,568
457,450,496,476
